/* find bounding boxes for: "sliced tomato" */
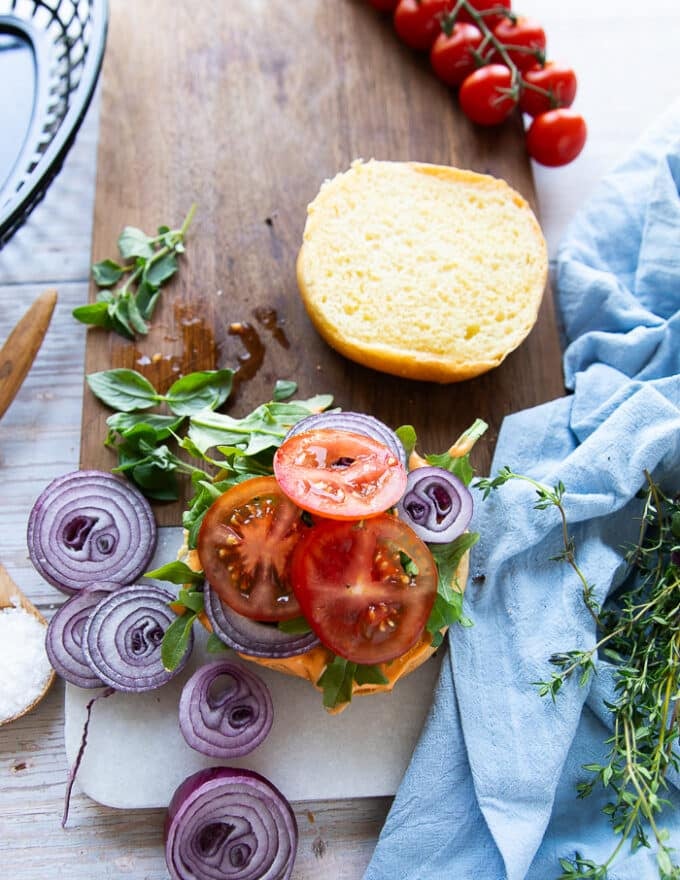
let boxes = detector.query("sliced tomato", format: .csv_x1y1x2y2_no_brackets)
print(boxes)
290,515,438,664
273,428,407,520
197,476,306,622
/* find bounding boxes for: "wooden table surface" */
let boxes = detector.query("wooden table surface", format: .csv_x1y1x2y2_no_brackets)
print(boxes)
1,1,678,877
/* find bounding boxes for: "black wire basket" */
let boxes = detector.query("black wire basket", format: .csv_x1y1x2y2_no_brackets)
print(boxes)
0,0,108,249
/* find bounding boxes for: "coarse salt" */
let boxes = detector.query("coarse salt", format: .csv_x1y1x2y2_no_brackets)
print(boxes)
0,605,53,723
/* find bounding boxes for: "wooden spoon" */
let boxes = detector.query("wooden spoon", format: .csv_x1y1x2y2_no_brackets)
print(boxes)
0,563,56,726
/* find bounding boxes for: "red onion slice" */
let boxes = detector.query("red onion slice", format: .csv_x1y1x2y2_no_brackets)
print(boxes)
45,581,120,688
27,470,157,595
179,661,273,758
205,584,320,658
165,767,298,880
82,585,192,692
284,410,407,469
397,466,473,544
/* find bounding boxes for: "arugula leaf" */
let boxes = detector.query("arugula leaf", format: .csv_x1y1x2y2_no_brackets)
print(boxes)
425,533,479,644
176,588,205,614
277,616,313,635
354,664,389,686
316,656,389,709
427,419,489,487
145,560,204,586
87,369,160,411
161,612,196,671
317,656,356,709
206,632,229,654
396,424,417,458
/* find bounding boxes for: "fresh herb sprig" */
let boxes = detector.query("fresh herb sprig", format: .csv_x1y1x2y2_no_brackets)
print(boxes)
74,205,196,339
477,467,680,879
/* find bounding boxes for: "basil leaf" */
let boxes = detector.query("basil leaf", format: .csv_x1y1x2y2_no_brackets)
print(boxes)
124,291,150,335
145,561,204,586
106,412,185,441
144,251,177,287
72,301,113,328
118,226,155,260
273,380,298,401
317,656,356,709
165,370,234,416
161,612,196,671
87,369,160,412
92,259,125,287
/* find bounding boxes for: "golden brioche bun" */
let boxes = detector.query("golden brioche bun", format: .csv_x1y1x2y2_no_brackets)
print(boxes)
296,159,548,383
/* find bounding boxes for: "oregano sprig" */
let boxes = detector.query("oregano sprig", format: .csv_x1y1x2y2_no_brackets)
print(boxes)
74,205,196,339
477,467,680,879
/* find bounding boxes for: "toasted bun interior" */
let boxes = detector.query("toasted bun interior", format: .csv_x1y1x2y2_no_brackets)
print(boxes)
296,159,548,383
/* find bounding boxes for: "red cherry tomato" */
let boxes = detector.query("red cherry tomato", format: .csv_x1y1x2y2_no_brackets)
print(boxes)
458,64,517,125
526,109,587,167
273,428,407,520
290,515,438,664
519,62,577,117
430,22,483,87
457,0,511,28
367,0,399,11
393,0,452,51
492,16,546,70
197,476,306,622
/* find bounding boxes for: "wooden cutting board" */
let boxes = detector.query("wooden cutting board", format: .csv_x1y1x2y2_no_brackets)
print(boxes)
81,0,564,526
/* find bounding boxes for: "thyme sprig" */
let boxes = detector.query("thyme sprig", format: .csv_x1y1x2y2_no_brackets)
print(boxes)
476,468,680,879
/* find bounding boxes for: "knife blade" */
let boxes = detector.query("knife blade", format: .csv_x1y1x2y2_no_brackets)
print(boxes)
0,288,58,419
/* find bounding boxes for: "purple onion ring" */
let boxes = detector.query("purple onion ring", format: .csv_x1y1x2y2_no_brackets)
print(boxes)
45,581,120,688
165,767,298,880
205,584,320,659
179,661,273,758
27,469,157,595
397,466,473,544
82,584,192,692
284,410,407,469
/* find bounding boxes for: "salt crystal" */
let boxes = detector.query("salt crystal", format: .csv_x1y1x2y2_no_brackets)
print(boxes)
0,605,53,723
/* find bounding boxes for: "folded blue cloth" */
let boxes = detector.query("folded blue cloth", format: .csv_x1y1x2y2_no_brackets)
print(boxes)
364,101,680,880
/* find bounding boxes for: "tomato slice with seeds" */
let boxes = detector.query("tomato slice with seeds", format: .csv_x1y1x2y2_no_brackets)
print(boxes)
290,515,438,665
273,429,407,520
197,476,306,622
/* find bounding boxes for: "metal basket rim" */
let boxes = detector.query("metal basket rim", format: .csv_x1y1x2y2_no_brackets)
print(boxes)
0,0,109,246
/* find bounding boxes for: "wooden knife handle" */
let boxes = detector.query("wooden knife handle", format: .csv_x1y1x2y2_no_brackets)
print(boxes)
0,289,58,418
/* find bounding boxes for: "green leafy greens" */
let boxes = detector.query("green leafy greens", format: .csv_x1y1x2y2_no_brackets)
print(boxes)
74,205,196,339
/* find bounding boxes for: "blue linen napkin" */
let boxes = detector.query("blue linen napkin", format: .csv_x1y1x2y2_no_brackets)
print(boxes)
364,101,680,880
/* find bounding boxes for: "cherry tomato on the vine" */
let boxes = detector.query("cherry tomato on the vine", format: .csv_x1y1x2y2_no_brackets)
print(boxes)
526,109,587,167
519,61,577,117
367,0,399,12
430,22,483,87
459,63,516,125
393,0,452,51
492,16,546,70
290,515,438,665
457,0,511,29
